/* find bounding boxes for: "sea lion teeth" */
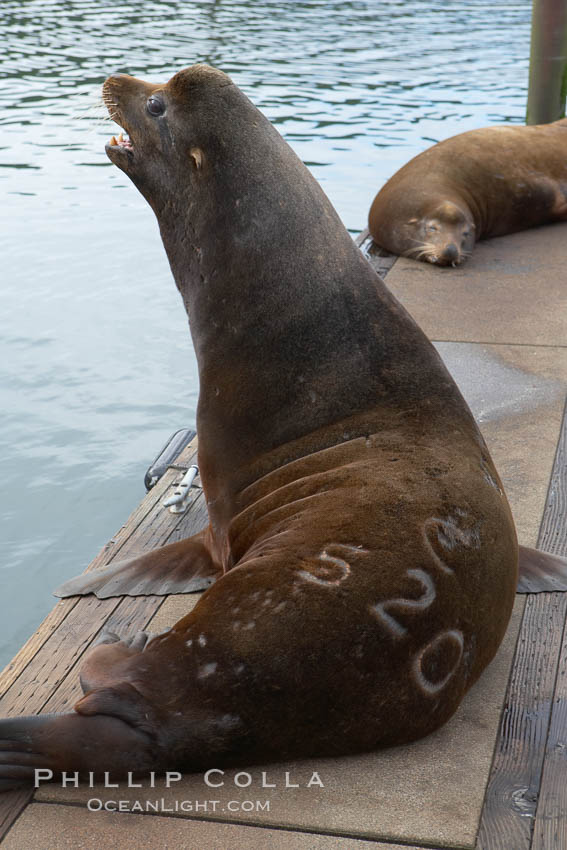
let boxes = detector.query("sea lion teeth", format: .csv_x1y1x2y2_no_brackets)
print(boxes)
118,132,124,143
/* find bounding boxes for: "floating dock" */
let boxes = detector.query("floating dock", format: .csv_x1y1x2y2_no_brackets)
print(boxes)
1,224,566,849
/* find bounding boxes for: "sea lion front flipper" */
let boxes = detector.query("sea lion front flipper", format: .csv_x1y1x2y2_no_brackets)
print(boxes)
53,534,221,599
517,545,567,593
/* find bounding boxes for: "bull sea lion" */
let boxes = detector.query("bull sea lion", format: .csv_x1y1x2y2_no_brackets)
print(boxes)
1,65,565,789
368,119,567,266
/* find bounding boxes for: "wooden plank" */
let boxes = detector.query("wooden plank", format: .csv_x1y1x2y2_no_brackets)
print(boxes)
535,401,567,560
43,495,209,714
529,408,567,850
0,600,78,702
0,439,198,698
476,594,567,850
355,229,398,279
531,617,567,849
477,402,567,850
0,477,205,716
1,594,119,717
0,441,203,840
354,227,370,246
0,789,33,845
161,493,208,544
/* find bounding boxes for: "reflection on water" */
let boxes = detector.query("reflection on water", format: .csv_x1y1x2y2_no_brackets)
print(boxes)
0,0,531,666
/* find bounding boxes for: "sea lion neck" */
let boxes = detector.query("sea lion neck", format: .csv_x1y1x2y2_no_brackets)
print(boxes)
103,65,475,503
153,86,350,317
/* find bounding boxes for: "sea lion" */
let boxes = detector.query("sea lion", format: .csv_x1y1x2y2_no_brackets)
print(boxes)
0,65,564,789
368,120,567,265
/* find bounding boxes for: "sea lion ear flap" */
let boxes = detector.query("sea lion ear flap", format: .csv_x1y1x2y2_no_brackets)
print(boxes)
190,147,204,170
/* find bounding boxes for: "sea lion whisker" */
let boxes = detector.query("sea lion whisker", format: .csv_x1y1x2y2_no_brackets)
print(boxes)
106,110,125,129
406,244,436,262
67,99,109,128
404,243,428,258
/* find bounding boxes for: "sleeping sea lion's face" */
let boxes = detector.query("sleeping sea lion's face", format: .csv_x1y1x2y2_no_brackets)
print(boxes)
405,201,475,266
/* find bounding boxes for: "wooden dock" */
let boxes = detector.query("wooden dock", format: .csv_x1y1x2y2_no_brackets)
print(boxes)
1,225,566,849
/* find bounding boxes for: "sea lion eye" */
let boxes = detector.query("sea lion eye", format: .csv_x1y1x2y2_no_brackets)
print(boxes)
147,96,165,117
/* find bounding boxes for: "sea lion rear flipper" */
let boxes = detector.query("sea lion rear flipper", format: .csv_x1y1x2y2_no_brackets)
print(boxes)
53,534,221,599
0,712,157,789
517,545,567,593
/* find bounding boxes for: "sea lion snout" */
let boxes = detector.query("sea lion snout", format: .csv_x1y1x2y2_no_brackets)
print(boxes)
413,202,474,266
433,238,467,266
103,74,175,155
440,242,459,265
102,66,226,214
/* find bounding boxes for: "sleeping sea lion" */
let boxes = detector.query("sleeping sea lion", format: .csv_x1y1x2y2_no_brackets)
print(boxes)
1,65,566,789
368,120,567,265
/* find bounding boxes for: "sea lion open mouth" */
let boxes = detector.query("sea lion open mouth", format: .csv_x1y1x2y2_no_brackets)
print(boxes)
105,129,134,168
102,77,136,165
109,132,133,150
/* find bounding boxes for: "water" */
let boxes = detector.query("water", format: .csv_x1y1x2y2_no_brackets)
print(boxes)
0,0,532,668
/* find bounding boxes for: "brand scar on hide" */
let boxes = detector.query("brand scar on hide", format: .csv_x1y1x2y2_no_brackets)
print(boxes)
412,629,464,695
424,511,482,575
369,568,436,638
297,545,369,587
369,512,479,637
369,571,465,696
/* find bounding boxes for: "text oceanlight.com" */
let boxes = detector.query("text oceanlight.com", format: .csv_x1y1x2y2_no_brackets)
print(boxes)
86,799,271,814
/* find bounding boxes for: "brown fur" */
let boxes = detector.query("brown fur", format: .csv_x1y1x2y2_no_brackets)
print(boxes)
0,66,518,787
368,120,567,265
